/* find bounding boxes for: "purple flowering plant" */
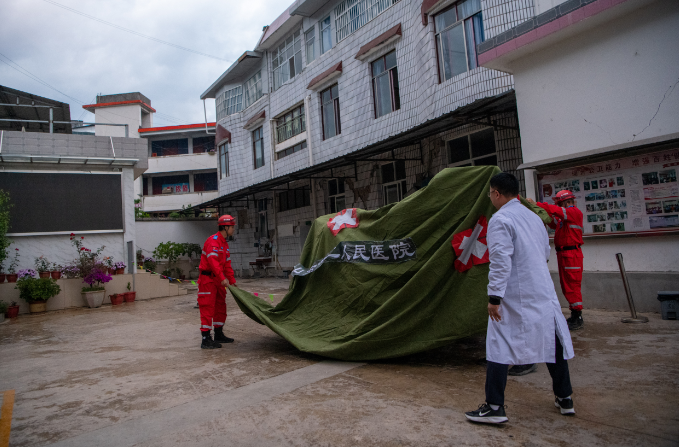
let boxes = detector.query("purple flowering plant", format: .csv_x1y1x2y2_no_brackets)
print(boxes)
17,269,36,279
113,261,126,270
82,268,112,292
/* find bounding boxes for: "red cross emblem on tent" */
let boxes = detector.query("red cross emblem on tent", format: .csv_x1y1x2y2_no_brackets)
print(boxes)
451,216,490,272
327,208,359,236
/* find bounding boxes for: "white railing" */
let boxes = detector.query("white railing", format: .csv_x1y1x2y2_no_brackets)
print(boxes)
335,0,400,43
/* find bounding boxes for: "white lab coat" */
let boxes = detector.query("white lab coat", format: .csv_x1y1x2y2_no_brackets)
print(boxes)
486,198,574,365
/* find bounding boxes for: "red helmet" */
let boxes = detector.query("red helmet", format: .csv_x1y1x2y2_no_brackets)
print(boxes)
218,215,236,226
553,190,576,204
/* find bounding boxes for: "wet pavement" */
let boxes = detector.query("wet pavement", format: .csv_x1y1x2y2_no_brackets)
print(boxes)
0,277,677,446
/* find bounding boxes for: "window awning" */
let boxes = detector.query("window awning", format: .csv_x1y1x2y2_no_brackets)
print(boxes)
243,110,266,130
355,24,402,61
191,90,518,210
0,154,139,166
307,61,343,91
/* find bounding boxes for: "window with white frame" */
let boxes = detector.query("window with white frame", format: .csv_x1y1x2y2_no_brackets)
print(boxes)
320,16,332,54
216,86,242,119
272,30,303,91
434,0,485,82
328,179,346,213
277,141,307,160
244,71,262,109
371,51,400,118
335,0,401,42
305,28,316,64
447,128,497,166
219,142,229,179
381,160,407,205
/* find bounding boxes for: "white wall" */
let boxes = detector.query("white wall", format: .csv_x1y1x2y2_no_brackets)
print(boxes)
146,152,218,175
513,0,679,164
94,104,143,138
141,191,220,212
135,220,216,259
533,0,566,15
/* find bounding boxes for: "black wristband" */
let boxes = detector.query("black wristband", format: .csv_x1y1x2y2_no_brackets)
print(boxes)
488,296,502,305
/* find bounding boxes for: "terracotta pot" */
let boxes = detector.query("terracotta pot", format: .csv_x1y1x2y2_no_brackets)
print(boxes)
109,294,124,305
50,271,62,279
6,305,20,318
115,268,125,275
6,274,18,283
28,300,47,313
0,273,5,283
109,268,116,275
123,291,136,302
82,290,105,308
38,271,51,279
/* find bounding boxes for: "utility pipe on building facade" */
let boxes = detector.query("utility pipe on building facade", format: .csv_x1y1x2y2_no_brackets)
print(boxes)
269,119,276,180
304,95,318,219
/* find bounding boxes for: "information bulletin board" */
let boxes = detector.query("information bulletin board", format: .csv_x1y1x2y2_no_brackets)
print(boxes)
537,149,679,235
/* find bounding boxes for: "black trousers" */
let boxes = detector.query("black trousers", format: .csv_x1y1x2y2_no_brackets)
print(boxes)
485,333,573,406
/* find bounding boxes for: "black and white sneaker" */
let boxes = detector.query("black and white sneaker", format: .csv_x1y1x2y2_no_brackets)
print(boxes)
554,397,575,415
465,403,508,424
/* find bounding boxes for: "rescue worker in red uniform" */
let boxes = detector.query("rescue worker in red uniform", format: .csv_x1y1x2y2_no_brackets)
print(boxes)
198,215,238,349
528,190,585,331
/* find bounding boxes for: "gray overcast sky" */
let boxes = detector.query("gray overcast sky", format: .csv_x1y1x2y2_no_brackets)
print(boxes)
0,0,284,127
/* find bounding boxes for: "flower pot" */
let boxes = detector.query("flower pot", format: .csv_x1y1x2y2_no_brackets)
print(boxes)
6,305,19,318
0,273,5,283
28,300,47,313
0,313,4,324
50,271,62,280
123,291,136,302
109,294,124,305
109,268,116,275
38,272,51,279
6,274,18,283
115,268,125,275
82,290,105,308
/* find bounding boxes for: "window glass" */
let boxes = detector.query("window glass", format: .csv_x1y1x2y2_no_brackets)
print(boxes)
253,127,265,169
320,16,332,54
192,136,214,154
277,141,307,160
470,128,496,158
151,139,188,157
276,105,305,143
305,28,316,64
152,174,190,195
474,155,497,166
244,71,262,109
219,142,229,178
194,172,218,192
435,2,485,82
381,163,395,183
277,188,310,212
447,136,470,164
329,179,338,196
372,51,400,118
384,184,399,205
321,85,340,140
217,86,242,119
273,31,303,90
395,160,406,180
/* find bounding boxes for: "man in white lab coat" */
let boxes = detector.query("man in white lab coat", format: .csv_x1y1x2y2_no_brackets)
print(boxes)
465,173,576,424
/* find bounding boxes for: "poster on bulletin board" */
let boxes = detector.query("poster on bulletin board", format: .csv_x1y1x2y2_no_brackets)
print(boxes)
537,149,679,235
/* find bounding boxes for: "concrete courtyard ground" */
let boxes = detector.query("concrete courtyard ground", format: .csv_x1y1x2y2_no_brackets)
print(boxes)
0,277,677,447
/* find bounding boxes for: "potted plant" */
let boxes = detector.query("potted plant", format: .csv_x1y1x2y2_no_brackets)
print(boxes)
5,301,19,318
50,263,63,279
109,292,124,305
124,281,136,302
114,261,126,275
15,270,61,313
143,256,156,272
35,256,51,278
0,271,5,283
0,301,8,323
6,248,19,283
103,256,115,275
61,264,80,279
82,269,112,308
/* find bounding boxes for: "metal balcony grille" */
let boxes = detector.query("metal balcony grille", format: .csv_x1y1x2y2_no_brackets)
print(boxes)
276,114,306,143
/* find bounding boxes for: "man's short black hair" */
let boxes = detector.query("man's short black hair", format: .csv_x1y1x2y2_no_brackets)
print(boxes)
219,225,227,232
490,172,519,197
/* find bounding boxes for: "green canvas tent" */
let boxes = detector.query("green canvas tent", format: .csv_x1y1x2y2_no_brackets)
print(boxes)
230,166,551,361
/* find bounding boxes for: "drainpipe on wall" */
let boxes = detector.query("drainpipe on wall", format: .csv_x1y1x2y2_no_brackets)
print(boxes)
269,118,276,180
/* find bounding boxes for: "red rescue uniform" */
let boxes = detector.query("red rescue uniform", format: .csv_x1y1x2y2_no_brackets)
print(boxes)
536,202,584,311
197,232,236,331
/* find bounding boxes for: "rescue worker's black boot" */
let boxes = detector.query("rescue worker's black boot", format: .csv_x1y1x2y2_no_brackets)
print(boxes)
201,331,222,349
567,310,584,331
214,327,234,344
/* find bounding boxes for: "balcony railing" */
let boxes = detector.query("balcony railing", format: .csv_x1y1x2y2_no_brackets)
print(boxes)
276,115,306,144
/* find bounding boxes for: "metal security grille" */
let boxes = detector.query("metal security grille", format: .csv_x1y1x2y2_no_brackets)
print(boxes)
335,0,400,43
